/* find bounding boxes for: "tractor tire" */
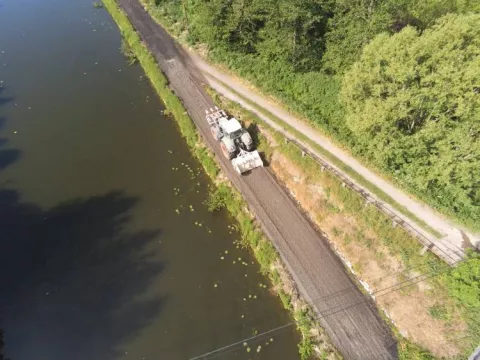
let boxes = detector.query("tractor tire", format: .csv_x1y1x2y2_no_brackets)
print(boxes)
210,126,221,141
221,142,235,160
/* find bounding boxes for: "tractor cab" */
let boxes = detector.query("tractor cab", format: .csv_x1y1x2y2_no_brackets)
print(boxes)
218,117,243,140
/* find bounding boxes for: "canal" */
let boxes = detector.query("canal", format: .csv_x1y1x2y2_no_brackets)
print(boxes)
0,0,300,359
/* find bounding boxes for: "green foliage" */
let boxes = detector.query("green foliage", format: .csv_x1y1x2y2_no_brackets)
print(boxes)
428,304,450,321
278,290,292,310
255,240,277,272
294,308,316,359
204,184,232,212
93,1,104,8
322,0,474,74
444,252,480,309
120,39,137,65
398,340,436,360
187,0,332,70
342,14,480,227
298,337,314,360
195,147,219,178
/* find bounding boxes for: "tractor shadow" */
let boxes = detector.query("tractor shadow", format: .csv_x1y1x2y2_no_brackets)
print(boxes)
246,122,271,167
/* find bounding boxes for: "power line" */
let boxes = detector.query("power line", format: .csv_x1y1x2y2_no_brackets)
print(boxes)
296,257,467,312
188,323,293,360
284,137,459,264
311,258,469,314
188,257,474,360
316,259,466,320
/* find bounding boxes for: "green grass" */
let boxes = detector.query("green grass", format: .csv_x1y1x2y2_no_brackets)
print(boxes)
120,39,137,65
93,1,103,8
428,304,450,321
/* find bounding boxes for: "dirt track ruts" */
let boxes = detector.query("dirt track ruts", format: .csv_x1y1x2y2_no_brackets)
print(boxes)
114,1,398,358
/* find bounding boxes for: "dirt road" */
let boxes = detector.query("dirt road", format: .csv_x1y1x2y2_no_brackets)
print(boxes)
187,53,479,264
115,1,397,358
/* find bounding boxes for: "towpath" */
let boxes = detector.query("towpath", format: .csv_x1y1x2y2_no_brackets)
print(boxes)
115,0,398,358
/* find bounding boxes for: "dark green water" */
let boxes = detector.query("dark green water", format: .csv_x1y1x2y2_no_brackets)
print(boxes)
0,0,300,359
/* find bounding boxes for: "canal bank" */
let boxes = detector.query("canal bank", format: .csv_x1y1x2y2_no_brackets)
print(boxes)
0,0,301,359
103,0,398,359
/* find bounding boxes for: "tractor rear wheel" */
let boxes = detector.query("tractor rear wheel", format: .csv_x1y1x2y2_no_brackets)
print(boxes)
221,142,235,159
210,126,221,141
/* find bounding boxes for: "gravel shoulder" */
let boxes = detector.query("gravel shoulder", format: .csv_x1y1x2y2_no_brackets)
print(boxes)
115,1,398,358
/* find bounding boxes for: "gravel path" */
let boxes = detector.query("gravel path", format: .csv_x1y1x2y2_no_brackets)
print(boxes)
187,53,479,264
115,1,398,358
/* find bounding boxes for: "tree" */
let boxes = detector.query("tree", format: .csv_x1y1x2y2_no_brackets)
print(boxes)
0,329,8,360
257,0,332,71
445,252,480,309
322,0,477,74
341,13,480,223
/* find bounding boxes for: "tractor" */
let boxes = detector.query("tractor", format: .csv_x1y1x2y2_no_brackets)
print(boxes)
206,107,263,174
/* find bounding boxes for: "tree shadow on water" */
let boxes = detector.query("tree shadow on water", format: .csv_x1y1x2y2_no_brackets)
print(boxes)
0,147,20,172
0,114,21,172
0,86,21,171
0,87,13,107
0,190,165,360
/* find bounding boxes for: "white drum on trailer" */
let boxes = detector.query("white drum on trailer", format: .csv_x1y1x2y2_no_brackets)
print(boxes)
232,150,263,174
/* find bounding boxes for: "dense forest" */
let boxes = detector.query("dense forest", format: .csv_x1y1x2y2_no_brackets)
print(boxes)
148,0,480,228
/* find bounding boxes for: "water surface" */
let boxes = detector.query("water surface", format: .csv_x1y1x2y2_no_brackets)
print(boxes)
0,0,300,359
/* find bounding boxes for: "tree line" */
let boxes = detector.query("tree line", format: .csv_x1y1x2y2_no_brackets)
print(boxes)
150,0,479,228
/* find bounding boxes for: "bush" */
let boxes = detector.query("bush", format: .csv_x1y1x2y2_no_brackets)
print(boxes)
204,184,232,212
342,14,480,227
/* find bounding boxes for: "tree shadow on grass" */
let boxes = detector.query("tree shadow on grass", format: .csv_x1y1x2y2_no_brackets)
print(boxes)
0,190,165,360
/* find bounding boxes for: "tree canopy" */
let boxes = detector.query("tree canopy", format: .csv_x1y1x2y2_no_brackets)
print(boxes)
341,14,480,223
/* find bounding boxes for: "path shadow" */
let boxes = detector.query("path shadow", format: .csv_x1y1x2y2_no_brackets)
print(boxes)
0,190,164,360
